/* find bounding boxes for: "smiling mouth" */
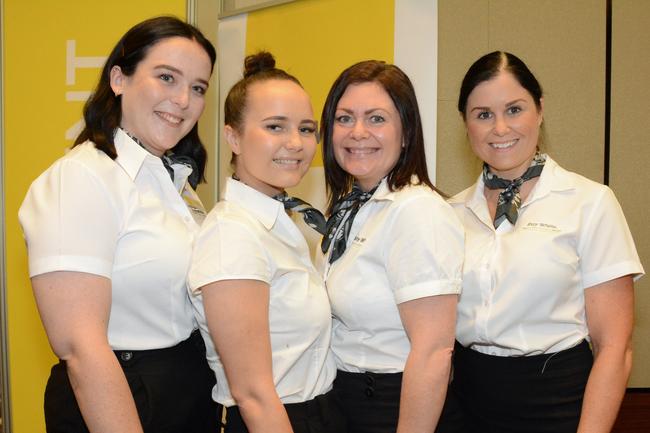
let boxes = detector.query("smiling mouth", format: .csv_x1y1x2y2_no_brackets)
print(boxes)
273,158,302,166
346,147,379,155
489,139,518,149
155,111,183,125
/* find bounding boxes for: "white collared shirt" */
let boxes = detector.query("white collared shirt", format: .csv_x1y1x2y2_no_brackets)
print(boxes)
19,129,203,350
188,178,336,406
319,179,464,373
449,156,644,356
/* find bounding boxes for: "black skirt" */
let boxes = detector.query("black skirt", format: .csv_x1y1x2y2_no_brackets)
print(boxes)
333,370,403,433
436,340,593,433
44,330,221,433
225,389,346,433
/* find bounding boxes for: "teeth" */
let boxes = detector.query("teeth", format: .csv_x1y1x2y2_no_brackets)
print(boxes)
156,112,182,124
348,148,377,154
273,159,300,165
490,139,517,149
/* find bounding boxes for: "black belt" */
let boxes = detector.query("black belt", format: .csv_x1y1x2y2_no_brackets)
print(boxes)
113,329,204,364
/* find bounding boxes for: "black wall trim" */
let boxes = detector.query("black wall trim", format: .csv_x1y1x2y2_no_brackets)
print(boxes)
604,0,612,185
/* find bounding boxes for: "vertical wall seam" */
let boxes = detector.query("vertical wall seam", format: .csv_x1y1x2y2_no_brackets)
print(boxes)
604,0,612,185
0,0,14,429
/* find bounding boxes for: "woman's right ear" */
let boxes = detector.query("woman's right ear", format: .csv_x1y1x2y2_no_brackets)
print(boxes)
109,66,125,97
224,125,241,155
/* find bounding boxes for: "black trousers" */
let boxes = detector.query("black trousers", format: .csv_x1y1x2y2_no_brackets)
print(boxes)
225,389,346,433
436,340,593,433
44,330,222,433
333,370,402,433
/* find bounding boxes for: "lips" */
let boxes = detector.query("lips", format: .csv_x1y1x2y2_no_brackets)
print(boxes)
155,111,183,125
345,147,379,155
273,158,301,166
489,139,518,149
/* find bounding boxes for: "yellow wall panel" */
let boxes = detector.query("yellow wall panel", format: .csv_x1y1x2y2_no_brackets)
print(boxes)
245,0,395,166
3,2,186,431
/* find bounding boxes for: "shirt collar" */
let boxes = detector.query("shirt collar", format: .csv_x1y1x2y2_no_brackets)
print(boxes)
368,175,422,202
223,177,284,230
451,155,576,213
114,128,150,180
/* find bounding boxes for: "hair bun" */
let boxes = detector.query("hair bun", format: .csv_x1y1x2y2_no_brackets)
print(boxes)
243,51,276,78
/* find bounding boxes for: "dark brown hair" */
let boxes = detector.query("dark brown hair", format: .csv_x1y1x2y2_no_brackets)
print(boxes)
320,60,437,214
458,51,543,117
73,16,216,182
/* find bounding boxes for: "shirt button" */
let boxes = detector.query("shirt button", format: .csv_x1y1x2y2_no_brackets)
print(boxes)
120,351,133,361
365,387,374,397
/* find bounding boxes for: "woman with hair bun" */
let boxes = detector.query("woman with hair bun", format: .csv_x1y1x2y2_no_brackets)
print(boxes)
189,51,344,433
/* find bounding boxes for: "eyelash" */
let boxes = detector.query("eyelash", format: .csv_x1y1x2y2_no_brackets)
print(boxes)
192,85,207,95
335,114,353,124
159,73,206,96
159,73,174,83
335,114,386,125
299,126,316,135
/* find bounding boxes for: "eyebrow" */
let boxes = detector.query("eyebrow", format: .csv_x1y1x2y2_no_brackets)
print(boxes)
470,98,527,113
337,107,389,115
262,116,317,126
154,64,210,87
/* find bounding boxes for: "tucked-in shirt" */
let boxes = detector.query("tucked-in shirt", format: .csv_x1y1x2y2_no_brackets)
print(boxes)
19,128,203,350
188,178,336,406
449,156,644,356
320,179,464,373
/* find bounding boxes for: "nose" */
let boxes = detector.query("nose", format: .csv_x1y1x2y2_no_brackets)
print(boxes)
350,120,369,140
493,115,510,136
285,129,304,151
172,86,190,109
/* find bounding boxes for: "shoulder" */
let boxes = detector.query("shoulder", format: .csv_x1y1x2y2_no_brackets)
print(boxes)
544,159,612,204
387,183,462,229
199,200,264,244
448,184,476,206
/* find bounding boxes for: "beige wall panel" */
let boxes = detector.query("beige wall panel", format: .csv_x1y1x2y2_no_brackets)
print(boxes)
610,0,650,387
489,0,605,183
438,0,605,194
437,0,488,193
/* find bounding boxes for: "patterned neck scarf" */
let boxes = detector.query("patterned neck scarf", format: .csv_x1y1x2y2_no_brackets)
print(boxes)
321,183,378,264
121,128,199,189
273,192,327,235
483,152,547,228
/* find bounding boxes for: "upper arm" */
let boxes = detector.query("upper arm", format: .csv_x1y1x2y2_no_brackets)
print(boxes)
579,187,643,287
19,158,120,278
585,276,634,354
200,279,275,397
387,193,464,304
32,271,112,359
398,294,458,352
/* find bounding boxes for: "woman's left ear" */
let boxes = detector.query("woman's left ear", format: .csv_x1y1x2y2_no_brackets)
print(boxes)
538,97,545,126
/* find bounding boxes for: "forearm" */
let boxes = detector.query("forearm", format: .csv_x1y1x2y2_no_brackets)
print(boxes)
577,346,632,433
396,347,453,433
233,388,293,433
65,345,144,433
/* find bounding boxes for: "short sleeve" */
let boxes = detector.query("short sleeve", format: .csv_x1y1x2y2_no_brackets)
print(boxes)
18,158,121,278
386,193,464,304
188,212,272,293
579,186,644,288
